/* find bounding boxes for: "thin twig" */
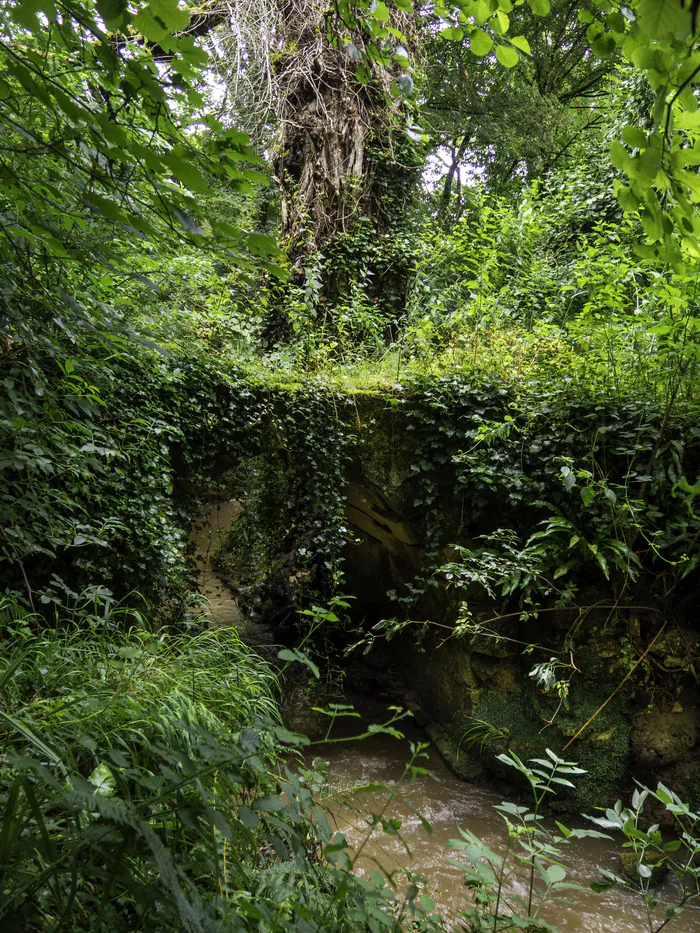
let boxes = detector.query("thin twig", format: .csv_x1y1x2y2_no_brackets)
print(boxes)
563,622,667,751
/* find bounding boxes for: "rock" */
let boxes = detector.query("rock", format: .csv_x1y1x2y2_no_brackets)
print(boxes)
631,708,697,765
471,654,521,693
426,723,485,782
282,678,326,739
618,851,668,887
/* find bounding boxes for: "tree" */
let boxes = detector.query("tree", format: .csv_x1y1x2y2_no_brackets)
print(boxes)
422,0,613,220
271,0,418,266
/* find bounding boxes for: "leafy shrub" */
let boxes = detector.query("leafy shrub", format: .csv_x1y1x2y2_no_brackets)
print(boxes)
0,600,436,932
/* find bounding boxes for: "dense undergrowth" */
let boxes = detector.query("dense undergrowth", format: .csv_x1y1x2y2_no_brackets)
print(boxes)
3,0,700,929
0,597,443,932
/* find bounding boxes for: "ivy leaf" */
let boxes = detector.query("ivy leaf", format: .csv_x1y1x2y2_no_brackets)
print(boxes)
580,486,595,507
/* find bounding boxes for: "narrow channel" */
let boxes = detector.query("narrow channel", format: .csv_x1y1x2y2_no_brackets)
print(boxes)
312,694,700,933
193,501,700,933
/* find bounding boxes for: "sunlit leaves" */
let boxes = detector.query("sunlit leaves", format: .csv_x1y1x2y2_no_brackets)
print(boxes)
495,44,519,67
528,0,550,17
636,0,691,40
622,125,647,149
469,28,493,56
133,0,189,43
509,35,531,54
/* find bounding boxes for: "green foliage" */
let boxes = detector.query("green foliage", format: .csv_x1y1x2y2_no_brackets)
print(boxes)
447,748,605,932
451,748,700,932
0,0,277,268
457,717,511,757
423,0,613,197
0,597,440,932
587,784,700,931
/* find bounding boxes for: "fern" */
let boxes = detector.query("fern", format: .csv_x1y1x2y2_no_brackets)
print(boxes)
456,717,511,759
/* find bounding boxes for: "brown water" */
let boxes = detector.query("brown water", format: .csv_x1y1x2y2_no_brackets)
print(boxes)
191,502,700,931
311,695,700,933
189,500,274,646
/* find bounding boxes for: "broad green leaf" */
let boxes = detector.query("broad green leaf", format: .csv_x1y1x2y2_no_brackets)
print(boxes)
96,0,130,30
134,0,189,44
492,10,509,34
470,29,493,56
591,34,617,58
636,0,691,40
622,126,647,149
610,140,631,171
528,0,550,16
248,233,282,256
88,762,116,796
251,795,287,812
509,35,531,54
639,146,662,178
495,45,519,68
546,864,567,884
473,0,491,26
277,648,320,679
238,805,260,828
372,1,390,23
163,154,209,193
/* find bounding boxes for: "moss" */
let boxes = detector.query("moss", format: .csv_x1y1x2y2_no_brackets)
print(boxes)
618,851,668,887
426,722,485,782
457,679,631,813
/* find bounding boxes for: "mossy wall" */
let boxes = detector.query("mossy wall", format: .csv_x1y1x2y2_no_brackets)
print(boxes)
211,377,700,809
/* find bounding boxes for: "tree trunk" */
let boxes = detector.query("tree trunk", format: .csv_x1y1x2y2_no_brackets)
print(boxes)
273,0,409,268
438,133,470,228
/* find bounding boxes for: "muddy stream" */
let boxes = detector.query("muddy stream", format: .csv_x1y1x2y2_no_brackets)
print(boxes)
192,501,700,933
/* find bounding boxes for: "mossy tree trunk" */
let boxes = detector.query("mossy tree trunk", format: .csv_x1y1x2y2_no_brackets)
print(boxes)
272,0,417,274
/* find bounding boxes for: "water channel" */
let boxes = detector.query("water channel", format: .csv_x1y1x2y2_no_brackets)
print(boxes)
312,695,700,932
192,500,700,933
